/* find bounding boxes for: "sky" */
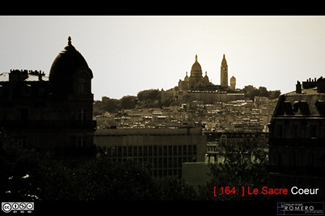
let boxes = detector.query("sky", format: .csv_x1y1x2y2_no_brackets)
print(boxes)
1,16,325,100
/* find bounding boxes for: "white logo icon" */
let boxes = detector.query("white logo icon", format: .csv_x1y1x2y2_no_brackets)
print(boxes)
1,202,34,213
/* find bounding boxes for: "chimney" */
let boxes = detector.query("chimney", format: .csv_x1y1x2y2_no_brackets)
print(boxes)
317,76,325,93
296,81,301,93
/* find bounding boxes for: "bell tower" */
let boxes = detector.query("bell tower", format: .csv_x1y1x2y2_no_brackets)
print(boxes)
220,54,228,88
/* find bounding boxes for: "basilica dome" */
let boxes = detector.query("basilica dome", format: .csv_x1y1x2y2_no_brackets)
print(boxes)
191,55,202,71
190,55,202,78
49,37,92,95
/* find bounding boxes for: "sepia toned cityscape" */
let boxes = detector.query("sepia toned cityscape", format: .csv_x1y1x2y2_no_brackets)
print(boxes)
0,16,325,214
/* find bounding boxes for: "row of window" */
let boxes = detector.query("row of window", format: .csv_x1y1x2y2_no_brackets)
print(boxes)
273,152,325,167
111,156,195,169
275,123,324,138
104,145,197,157
1,108,90,122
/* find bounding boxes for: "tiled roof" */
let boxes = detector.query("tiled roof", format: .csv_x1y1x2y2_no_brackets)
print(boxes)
276,88,325,116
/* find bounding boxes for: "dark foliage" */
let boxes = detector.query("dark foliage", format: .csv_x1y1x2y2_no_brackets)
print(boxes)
198,139,269,201
0,143,198,201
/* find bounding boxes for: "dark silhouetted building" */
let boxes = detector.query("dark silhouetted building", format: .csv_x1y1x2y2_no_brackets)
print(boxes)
268,76,325,200
0,37,96,158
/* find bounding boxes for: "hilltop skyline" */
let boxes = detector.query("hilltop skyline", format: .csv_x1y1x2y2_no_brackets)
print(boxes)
1,16,325,100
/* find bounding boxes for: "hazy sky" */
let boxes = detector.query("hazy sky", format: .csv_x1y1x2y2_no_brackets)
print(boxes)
1,16,325,100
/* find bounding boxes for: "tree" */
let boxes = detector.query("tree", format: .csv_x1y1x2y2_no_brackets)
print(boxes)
137,89,161,102
137,89,162,108
0,141,75,201
155,177,199,201
93,100,104,116
269,90,281,99
258,86,269,97
198,138,269,201
102,97,121,112
1,142,199,201
120,95,137,109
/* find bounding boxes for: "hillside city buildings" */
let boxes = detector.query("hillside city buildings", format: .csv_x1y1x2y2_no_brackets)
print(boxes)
94,54,278,181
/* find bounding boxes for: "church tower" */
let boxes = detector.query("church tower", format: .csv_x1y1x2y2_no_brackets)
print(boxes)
230,76,236,91
220,54,228,88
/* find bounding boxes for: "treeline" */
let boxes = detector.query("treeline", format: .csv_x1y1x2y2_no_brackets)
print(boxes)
243,85,281,100
0,142,197,202
93,89,175,115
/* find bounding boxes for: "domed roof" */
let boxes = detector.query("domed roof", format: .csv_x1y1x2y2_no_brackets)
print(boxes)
230,76,236,80
49,37,91,94
191,54,202,72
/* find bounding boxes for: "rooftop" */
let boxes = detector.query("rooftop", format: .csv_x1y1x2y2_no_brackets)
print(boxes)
0,70,49,82
274,76,325,117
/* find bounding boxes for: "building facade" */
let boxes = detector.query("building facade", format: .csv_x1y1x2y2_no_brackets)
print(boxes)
0,37,96,158
268,77,325,200
94,127,207,178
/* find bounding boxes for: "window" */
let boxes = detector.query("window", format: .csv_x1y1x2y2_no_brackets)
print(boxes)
178,157,182,168
168,158,172,168
278,153,282,166
139,146,143,157
107,147,112,156
128,146,132,157
78,78,86,94
168,145,173,156
310,124,317,138
79,109,86,122
2,109,7,120
292,153,296,167
143,146,148,157
308,153,315,166
291,125,299,138
154,146,158,156
112,147,116,157
183,145,187,156
79,137,84,148
117,147,122,157
154,158,158,168
133,146,138,157
188,145,192,155
70,136,76,147
18,108,28,121
149,146,152,156
178,146,182,156
276,124,283,137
